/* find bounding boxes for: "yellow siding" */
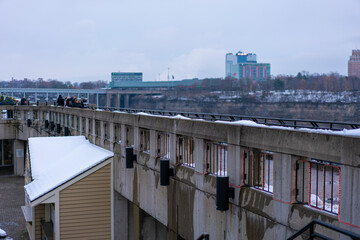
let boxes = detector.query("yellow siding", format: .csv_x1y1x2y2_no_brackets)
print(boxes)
34,205,45,240
59,163,111,240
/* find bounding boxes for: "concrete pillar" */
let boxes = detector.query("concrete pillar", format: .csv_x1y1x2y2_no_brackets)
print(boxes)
96,93,99,108
124,94,130,108
92,118,96,143
100,120,105,147
85,118,89,137
114,192,129,240
109,122,115,151
106,93,111,108
13,140,25,176
116,94,121,109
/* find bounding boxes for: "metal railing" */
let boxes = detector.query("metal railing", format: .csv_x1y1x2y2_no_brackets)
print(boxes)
287,219,360,240
2,103,359,131
87,106,360,131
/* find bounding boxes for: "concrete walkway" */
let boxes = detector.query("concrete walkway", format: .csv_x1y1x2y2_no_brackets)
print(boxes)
0,175,29,240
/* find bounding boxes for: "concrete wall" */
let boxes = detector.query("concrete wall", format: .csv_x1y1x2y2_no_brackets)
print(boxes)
2,105,360,239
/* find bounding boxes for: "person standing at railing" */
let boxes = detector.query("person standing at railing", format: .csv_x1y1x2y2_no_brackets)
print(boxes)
20,97,27,105
57,95,64,106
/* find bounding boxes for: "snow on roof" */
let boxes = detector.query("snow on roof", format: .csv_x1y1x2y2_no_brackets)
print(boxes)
25,136,113,202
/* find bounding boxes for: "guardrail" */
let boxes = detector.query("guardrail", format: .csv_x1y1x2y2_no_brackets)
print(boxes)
1,103,359,131
88,106,360,131
287,219,360,240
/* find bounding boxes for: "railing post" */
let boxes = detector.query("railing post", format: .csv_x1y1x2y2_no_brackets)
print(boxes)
309,222,314,239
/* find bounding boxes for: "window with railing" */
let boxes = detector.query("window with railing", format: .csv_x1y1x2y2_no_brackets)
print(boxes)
71,115,75,129
253,152,274,193
205,142,227,176
296,159,340,214
157,132,170,159
114,124,121,143
176,136,194,167
139,129,150,152
95,120,100,136
81,118,85,132
104,122,109,139
76,116,80,130
125,125,134,147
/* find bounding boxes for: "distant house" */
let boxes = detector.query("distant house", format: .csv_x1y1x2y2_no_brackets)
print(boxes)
22,136,114,240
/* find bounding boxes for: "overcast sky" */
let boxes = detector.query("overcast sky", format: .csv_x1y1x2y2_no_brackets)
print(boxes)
0,0,359,82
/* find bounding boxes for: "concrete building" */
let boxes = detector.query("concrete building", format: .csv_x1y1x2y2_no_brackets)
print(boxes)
111,72,143,82
348,49,360,78
226,51,270,81
0,105,360,239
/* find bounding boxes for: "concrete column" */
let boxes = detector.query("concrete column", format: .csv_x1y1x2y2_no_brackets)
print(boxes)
194,138,205,175
114,192,129,240
13,140,25,176
106,93,111,108
92,118,96,143
121,125,126,147
124,94,130,108
109,122,115,151
85,117,89,137
169,133,176,166
100,120,105,147
339,166,360,228
116,94,121,109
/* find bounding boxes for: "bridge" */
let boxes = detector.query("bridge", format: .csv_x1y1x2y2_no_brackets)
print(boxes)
0,105,359,239
0,88,162,108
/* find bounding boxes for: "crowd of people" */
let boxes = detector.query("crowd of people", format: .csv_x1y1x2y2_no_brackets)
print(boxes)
57,95,87,108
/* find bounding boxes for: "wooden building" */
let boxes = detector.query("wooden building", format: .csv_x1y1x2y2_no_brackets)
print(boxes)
22,136,114,240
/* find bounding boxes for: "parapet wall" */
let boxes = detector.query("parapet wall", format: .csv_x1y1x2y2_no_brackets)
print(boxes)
1,105,359,239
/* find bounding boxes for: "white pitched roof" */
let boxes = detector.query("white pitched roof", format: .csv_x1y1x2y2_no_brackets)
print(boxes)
25,136,113,202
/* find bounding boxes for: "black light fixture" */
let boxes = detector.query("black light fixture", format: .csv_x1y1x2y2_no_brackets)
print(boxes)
27,119,32,127
126,147,136,168
64,127,69,136
45,120,49,129
56,124,61,134
50,122,55,131
216,176,235,211
160,159,174,186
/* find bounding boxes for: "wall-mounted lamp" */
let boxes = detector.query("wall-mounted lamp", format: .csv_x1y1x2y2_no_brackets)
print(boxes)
27,119,32,127
126,147,136,168
216,176,235,211
56,124,61,134
160,159,174,186
64,127,69,136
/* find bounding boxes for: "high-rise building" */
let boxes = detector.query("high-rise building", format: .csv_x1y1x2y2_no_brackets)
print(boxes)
225,51,270,81
348,50,360,78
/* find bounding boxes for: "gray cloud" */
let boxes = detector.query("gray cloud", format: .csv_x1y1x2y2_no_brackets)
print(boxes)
0,0,359,82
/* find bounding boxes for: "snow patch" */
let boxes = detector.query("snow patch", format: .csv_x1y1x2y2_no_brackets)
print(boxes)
0,228,6,237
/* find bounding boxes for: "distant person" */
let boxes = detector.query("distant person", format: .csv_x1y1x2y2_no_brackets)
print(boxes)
20,97,27,105
57,95,64,106
66,97,72,107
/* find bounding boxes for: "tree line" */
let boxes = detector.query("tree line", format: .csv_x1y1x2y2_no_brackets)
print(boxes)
0,78,108,89
178,73,360,93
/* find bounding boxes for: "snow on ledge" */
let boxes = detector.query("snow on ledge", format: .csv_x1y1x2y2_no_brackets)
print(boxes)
215,120,360,137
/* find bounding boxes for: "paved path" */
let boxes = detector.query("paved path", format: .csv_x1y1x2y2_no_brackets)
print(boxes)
0,175,29,240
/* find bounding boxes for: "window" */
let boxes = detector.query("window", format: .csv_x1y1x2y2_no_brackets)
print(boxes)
253,152,273,193
205,142,227,176
95,120,100,136
114,124,121,143
139,129,150,152
76,117,80,130
81,118,85,132
296,159,340,214
157,132,170,159
104,122,109,139
125,126,134,147
71,115,74,128
176,136,194,167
